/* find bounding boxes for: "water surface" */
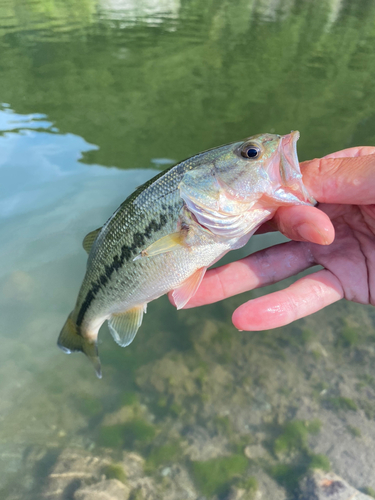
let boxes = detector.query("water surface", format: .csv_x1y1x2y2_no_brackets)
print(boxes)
1,1,375,498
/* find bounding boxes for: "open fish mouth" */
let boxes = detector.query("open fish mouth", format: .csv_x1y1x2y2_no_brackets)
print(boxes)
279,130,316,205
281,130,300,177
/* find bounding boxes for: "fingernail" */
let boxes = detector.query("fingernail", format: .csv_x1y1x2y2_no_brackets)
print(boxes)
297,222,330,245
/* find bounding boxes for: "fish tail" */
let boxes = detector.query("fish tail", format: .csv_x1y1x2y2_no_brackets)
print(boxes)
57,312,102,379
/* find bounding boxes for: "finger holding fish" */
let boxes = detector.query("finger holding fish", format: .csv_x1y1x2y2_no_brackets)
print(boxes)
272,205,334,244
256,146,375,240
232,269,344,331
174,240,315,308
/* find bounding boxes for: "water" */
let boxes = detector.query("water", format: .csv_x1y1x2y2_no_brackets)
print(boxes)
1,0,375,498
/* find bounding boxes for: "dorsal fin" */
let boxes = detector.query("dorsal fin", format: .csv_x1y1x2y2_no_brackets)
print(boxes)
108,304,147,347
82,227,102,254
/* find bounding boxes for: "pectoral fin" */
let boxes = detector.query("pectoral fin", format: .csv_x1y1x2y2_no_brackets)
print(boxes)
83,227,102,254
172,267,207,310
133,232,185,261
108,304,147,347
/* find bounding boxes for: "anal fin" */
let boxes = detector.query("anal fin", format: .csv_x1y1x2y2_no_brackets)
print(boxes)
108,304,147,347
172,267,207,310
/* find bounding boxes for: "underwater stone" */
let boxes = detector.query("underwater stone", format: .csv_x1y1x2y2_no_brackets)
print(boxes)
184,426,229,461
120,451,145,480
161,466,171,476
157,464,198,500
74,479,131,500
226,486,247,500
249,469,287,500
40,449,109,498
136,355,197,400
244,444,269,460
298,470,374,500
101,405,137,427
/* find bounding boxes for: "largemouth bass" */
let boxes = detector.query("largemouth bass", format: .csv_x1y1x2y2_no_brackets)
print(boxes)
58,131,314,377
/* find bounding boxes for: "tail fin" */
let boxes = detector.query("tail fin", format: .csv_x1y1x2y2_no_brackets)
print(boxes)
57,312,102,379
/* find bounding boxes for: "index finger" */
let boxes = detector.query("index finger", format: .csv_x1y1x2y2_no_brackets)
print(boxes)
174,240,314,308
301,146,375,205
258,147,375,237
321,146,375,159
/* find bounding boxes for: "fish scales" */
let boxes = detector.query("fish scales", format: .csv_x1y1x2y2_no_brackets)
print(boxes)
58,132,315,377
75,160,203,326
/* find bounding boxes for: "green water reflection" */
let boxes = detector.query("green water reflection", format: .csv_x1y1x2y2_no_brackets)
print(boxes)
1,0,375,498
2,0,375,169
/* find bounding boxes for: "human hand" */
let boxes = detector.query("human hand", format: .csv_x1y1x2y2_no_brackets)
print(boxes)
172,146,375,330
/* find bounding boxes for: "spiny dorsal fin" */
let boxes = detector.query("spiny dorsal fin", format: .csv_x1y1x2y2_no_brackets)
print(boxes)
172,267,207,310
82,227,102,254
108,304,147,347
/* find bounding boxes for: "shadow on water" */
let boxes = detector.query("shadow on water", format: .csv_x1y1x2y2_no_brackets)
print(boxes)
1,0,375,498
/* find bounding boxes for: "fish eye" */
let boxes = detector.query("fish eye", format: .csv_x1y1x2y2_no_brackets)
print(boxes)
240,144,261,159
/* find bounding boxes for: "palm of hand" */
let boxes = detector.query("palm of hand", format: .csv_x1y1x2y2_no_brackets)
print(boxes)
307,203,375,306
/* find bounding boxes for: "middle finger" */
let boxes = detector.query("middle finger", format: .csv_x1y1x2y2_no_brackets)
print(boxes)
181,240,316,308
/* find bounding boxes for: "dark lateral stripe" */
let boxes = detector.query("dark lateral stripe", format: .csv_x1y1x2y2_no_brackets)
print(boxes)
76,213,168,328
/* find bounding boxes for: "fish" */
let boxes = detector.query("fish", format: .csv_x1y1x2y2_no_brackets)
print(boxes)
58,131,314,378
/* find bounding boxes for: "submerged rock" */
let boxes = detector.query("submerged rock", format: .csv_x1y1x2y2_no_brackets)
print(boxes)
226,486,247,500
184,426,230,461
157,464,198,500
298,469,374,499
136,355,197,403
40,448,106,499
74,479,131,500
249,468,287,500
37,447,199,500
40,448,147,499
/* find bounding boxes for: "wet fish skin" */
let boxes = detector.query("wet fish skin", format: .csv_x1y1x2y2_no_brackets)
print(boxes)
58,132,314,378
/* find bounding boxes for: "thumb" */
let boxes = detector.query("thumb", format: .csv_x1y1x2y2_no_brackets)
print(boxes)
301,148,375,205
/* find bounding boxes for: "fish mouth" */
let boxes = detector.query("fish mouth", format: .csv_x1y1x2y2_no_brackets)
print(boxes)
280,130,300,183
278,130,315,205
